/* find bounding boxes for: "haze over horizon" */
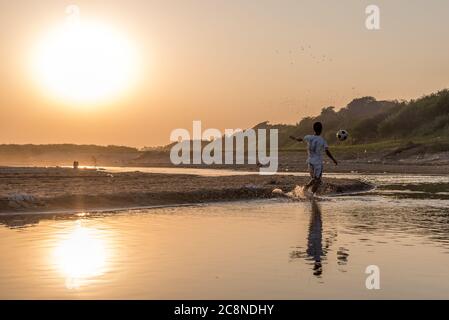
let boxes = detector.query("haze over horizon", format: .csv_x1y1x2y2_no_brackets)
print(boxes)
1,0,449,147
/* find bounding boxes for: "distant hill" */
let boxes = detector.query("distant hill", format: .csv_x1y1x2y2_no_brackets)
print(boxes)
143,89,449,154
0,144,139,166
0,144,138,154
257,89,449,149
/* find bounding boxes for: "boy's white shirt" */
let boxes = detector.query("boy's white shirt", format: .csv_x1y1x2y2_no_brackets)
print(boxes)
303,135,328,165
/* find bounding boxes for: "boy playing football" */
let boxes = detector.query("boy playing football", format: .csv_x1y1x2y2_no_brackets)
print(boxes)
290,122,338,195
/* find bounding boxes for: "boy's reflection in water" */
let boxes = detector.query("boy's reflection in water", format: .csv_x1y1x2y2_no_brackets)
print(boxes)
290,199,350,277
307,199,324,276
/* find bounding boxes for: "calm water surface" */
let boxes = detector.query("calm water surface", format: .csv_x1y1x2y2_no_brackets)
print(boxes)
0,171,448,299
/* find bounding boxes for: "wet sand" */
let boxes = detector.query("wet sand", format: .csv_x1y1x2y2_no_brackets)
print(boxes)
0,167,372,214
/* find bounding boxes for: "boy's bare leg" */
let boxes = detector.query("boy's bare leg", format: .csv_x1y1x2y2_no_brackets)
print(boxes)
305,164,316,191
311,178,321,194
304,179,314,191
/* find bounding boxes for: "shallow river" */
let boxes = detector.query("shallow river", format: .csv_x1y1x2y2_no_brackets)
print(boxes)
0,168,448,299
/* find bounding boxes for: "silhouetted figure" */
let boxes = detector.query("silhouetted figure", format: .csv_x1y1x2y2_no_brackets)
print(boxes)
91,156,97,168
289,122,338,195
73,161,79,169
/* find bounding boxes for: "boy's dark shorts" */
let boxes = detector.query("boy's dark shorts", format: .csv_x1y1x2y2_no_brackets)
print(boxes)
308,163,323,180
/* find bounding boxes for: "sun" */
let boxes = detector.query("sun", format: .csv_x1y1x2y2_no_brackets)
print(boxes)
32,18,140,105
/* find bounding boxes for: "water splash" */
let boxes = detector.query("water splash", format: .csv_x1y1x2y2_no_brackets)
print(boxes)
287,185,311,199
272,185,313,201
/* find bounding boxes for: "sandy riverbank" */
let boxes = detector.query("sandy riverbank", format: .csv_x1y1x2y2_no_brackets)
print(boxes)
0,167,372,214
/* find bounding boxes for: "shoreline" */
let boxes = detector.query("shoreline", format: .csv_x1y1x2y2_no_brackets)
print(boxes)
0,166,373,215
3,147,449,175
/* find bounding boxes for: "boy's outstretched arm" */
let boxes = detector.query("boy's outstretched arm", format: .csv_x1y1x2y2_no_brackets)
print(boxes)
289,135,303,142
325,147,338,165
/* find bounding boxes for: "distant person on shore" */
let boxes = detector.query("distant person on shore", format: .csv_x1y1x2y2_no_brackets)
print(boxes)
73,161,79,169
289,122,338,195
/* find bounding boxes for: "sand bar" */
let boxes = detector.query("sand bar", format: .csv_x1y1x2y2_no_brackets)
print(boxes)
0,167,373,214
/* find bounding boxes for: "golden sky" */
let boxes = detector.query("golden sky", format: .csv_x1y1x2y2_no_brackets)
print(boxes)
1,0,448,147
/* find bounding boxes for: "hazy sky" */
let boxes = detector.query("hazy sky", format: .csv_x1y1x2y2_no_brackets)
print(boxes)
1,0,448,147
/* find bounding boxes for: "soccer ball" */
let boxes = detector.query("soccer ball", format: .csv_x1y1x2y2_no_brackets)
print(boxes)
336,129,349,141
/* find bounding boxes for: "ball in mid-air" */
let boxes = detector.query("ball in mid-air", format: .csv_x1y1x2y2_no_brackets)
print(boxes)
336,129,349,141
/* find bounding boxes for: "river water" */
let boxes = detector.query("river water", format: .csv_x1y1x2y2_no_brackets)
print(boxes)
0,168,448,299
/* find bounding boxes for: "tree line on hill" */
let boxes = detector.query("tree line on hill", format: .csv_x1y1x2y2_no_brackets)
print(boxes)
256,89,449,148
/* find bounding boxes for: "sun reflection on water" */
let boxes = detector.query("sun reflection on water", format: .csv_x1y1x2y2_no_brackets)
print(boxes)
53,221,109,289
